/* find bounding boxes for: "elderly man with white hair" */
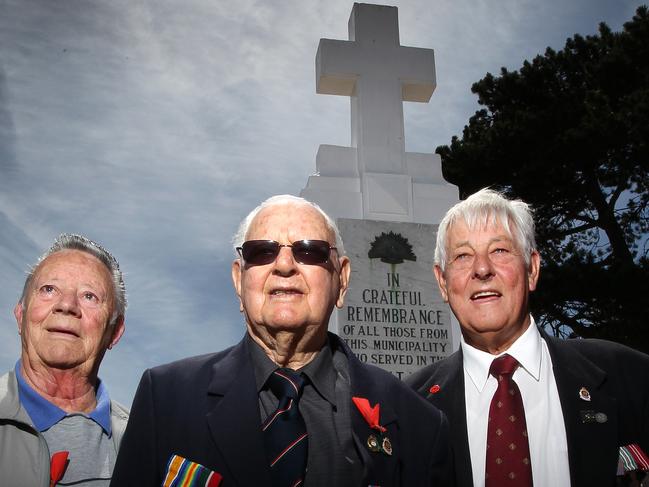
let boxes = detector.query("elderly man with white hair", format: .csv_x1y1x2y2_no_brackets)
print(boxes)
407,188,649,487
0,234,128,487
112,194,451,487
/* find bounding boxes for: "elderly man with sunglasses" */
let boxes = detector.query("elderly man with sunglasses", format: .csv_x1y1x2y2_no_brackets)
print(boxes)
111,195,451,487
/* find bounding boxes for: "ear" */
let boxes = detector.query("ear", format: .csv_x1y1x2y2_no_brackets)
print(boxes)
528,250,541,291
14,302,24,335
433,265,449,302
231,259,244,312
108,315,125,349
335,256,351,309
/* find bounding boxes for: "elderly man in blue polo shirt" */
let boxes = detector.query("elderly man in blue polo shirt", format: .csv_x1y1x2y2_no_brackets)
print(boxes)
0,234,128,487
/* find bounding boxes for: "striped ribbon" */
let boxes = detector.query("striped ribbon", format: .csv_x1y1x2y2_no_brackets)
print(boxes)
619,444,649,473
163,454,223,487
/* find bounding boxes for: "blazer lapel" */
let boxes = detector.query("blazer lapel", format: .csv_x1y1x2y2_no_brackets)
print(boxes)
545,334,618,487
345,345,400,486
423,351,474,487
205,339,272,486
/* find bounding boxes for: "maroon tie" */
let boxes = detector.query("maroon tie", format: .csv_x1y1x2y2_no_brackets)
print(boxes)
485,354,533,486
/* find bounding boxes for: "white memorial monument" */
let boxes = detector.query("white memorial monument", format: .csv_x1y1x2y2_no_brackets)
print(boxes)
300,3,460,378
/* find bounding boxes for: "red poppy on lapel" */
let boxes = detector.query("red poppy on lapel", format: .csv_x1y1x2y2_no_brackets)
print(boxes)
352,396,387,433
429,384,441,394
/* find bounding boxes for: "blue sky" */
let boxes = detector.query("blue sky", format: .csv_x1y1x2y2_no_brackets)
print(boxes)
0,0,644,406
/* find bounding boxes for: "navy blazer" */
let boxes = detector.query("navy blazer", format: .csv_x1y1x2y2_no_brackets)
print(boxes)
111,333,451,486
406,330,649,487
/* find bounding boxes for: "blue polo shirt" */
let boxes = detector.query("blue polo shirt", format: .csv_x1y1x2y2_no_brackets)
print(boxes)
14,361,112,435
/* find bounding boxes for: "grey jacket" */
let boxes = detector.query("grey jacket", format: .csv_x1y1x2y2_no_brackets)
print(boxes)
0,370,129,487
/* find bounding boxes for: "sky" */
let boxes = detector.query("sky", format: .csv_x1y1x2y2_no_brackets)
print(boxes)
0,0,645,406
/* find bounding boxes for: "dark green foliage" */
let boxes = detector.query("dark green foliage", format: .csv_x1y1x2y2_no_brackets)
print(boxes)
438,7,649,352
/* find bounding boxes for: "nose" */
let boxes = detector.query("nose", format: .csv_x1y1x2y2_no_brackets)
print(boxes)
472,252,494,280
54,290,82,318
272,246,298,276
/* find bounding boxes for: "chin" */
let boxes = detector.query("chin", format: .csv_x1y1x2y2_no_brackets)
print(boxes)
267,321,309,333
41,348,83,369
42,358,81,370
267,309,307,326
469,320,526,340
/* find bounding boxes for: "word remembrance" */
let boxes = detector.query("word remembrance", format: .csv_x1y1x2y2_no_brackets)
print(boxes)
338,219,452,379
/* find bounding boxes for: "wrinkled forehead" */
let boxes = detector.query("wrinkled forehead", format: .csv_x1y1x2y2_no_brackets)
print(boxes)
247,202,335,243
32,249,112,287
448,213,517,242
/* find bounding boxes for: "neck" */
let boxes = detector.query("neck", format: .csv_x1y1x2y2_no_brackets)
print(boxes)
248,324,327,370
20,358,98,414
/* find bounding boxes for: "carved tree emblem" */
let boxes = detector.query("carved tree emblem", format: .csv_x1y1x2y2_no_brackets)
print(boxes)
368,231,416,264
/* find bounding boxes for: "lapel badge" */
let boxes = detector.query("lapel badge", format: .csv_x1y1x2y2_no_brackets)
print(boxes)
367,434,381,452
579,386,591,401
580,410,608,424
367,433,392,455
382,436,393,456
429,384,441,394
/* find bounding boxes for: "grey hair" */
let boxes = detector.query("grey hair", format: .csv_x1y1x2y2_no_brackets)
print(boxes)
435,188,536,271
20,234,127,325
232,194,345,256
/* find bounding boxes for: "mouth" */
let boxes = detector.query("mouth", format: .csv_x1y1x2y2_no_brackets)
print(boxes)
47,327,80,338
470,290,501,301
269,287,303,297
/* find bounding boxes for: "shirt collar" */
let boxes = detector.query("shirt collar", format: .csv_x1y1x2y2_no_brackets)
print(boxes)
248,335,281,392
15,360,112,435
299,339,337,407
247,334,337,407
461,316,542,392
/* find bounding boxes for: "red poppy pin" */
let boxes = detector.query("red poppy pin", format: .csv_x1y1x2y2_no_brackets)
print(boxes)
429,384,441,394
352,397,392,456
50,451,69,487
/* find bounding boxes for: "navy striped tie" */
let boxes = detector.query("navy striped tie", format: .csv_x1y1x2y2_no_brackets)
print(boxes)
262,368,308,487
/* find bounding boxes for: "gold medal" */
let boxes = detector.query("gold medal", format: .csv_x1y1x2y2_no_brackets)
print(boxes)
367,434,381,452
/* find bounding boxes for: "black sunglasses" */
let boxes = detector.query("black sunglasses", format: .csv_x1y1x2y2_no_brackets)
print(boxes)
237,240,337,266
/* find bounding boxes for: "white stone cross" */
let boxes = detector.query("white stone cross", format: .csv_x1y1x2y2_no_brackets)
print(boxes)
302,3,456,224
301,3,460,350
316,3,436,175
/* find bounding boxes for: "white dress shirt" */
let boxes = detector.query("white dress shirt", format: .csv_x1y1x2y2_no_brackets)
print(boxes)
462,318,571,487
